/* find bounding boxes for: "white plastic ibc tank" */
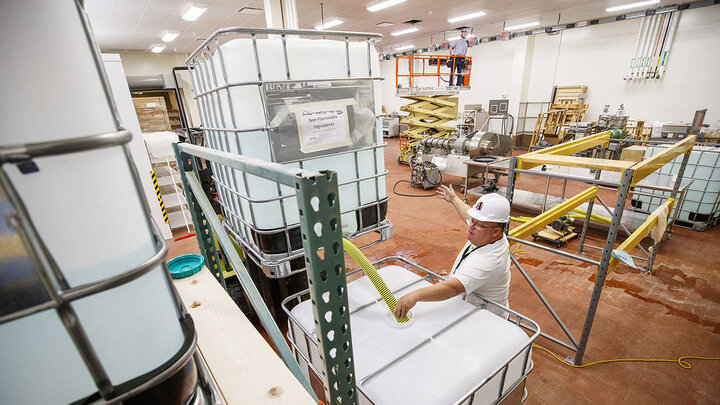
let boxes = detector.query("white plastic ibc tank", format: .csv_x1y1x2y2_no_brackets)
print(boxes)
288,266,533,405
1,1,187,403
1,150,186,405
200,37,385,232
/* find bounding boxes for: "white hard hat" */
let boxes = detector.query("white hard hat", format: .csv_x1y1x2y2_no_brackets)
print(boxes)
466,193,510,223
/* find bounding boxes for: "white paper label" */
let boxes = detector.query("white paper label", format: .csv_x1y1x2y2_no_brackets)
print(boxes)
265,81,332,91
290,99,354,153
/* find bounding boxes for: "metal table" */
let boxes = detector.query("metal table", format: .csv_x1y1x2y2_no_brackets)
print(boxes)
462,157,513,202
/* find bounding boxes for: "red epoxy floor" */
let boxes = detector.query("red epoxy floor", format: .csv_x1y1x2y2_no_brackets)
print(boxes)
168,137,720,404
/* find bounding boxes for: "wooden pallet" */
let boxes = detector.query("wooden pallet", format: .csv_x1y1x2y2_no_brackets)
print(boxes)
550,102,588,125
551,85,588,125
528,109,567,151
552,85,587,104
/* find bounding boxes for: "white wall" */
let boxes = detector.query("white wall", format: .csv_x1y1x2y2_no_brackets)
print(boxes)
118,52,201,127
380,6,720,128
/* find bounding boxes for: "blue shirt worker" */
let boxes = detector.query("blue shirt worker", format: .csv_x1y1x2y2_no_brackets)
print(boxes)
449,31,469,86
395,186,512,318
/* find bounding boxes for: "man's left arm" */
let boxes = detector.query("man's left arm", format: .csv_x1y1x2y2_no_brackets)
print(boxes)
394,278,465,318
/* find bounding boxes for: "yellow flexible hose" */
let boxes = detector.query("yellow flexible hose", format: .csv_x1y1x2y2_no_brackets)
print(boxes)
342,238,409,323
571,208,612,224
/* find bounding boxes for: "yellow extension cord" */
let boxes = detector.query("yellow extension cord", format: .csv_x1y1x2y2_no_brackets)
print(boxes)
533,344,720,369
342,238,409,323
505,206,718,370
510,240,718,369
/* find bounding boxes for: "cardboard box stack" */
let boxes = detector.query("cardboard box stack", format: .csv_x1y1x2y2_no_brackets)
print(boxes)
133,96,172,133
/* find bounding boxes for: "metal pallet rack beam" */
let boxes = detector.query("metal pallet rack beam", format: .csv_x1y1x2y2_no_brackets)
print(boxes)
174,142,357,404
504,133,696,365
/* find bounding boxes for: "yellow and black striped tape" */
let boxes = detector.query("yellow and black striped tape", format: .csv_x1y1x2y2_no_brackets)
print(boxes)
151,170,169,223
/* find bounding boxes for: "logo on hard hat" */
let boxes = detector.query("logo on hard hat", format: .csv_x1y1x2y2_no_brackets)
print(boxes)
475,201,483,211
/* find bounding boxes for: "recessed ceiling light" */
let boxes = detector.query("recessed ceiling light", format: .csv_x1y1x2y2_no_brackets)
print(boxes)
505,21,540,31
237,7,263,15
367,0,407,12
447,11,487,23
181,3,209,21
395,44,414,51
150,44,166,53
315,18,344,30
161,30,180,42
391,27,419,36
377,22,395,27
606,0,659,12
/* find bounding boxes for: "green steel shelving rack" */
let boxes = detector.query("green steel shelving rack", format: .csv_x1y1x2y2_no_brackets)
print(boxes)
174,142,357,404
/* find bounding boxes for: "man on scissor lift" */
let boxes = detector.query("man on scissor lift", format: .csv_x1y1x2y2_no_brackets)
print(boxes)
395,186,511,318
449,31,469,86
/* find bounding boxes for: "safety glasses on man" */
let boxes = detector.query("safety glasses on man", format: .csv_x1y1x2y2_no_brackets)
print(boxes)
466,218,501,229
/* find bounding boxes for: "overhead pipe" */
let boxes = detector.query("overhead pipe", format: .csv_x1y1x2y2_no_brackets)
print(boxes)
632,14,653,80
654,13,670,78
645,14,661,79
632,15,647,79
651,13,672,79
647,13,665,79
651,14,666,77
657,11,680,79
640,14,657,79
626,16,646,80
641,14,656,79
640,14,659,79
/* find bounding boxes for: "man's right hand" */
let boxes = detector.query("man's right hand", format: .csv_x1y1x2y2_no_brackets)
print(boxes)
394,291,419,319
437,184,457,203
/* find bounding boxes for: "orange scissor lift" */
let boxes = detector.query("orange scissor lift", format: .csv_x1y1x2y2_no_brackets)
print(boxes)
395,54,472,164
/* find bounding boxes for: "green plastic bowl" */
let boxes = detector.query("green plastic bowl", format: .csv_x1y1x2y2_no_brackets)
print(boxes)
167,254,205,279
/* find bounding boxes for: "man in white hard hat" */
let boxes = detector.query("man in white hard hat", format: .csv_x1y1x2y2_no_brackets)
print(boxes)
395,185,511,318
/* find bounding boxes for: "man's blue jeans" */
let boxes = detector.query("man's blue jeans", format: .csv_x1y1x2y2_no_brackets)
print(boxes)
450,57,464,86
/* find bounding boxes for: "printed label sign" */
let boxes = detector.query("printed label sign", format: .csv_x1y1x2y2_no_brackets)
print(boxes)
289,99,354,153
264,81,332,91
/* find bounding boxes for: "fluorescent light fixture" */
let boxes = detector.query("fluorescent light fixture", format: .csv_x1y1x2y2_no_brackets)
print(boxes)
150,44,166,53
181,3,209,21
161,30,180,42
505,21,540,31
605,0,659,12
367,0,406,12
447,11,486,23
391,27,419,36
315,18,343,30
395,44,414,51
